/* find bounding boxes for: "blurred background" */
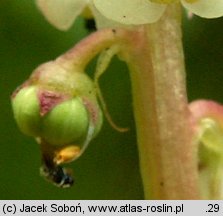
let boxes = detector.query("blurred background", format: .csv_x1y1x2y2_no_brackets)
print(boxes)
0,1,222,199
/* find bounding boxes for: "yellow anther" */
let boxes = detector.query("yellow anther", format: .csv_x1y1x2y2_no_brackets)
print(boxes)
55,145,81,164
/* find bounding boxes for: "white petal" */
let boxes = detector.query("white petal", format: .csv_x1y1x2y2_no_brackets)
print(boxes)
93,0,166,25
181,0,223,18
90,3,132,29
36,0,88,31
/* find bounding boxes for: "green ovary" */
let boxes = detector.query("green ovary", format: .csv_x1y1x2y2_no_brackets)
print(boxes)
12,86,41,137
42,98,89,146
12,86,90,146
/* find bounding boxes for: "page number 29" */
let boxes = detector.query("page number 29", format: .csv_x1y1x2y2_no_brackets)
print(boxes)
206,204,219,213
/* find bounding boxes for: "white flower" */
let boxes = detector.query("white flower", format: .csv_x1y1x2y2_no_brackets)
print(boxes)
36,0,223,31
93,0,223,25
36,0,125,31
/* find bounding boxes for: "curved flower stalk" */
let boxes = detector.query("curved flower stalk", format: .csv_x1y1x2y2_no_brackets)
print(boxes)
190,100,223,199
94,0,223,25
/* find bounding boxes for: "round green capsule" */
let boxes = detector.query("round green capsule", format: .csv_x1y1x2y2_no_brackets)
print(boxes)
42,97,89,146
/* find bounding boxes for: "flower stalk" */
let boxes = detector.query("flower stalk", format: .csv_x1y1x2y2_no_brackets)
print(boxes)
55,28,128,71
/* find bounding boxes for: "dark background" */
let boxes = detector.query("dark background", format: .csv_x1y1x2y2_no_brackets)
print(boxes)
0,1,222,199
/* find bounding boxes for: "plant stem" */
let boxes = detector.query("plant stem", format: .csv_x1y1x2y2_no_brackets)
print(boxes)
125,4,200,199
